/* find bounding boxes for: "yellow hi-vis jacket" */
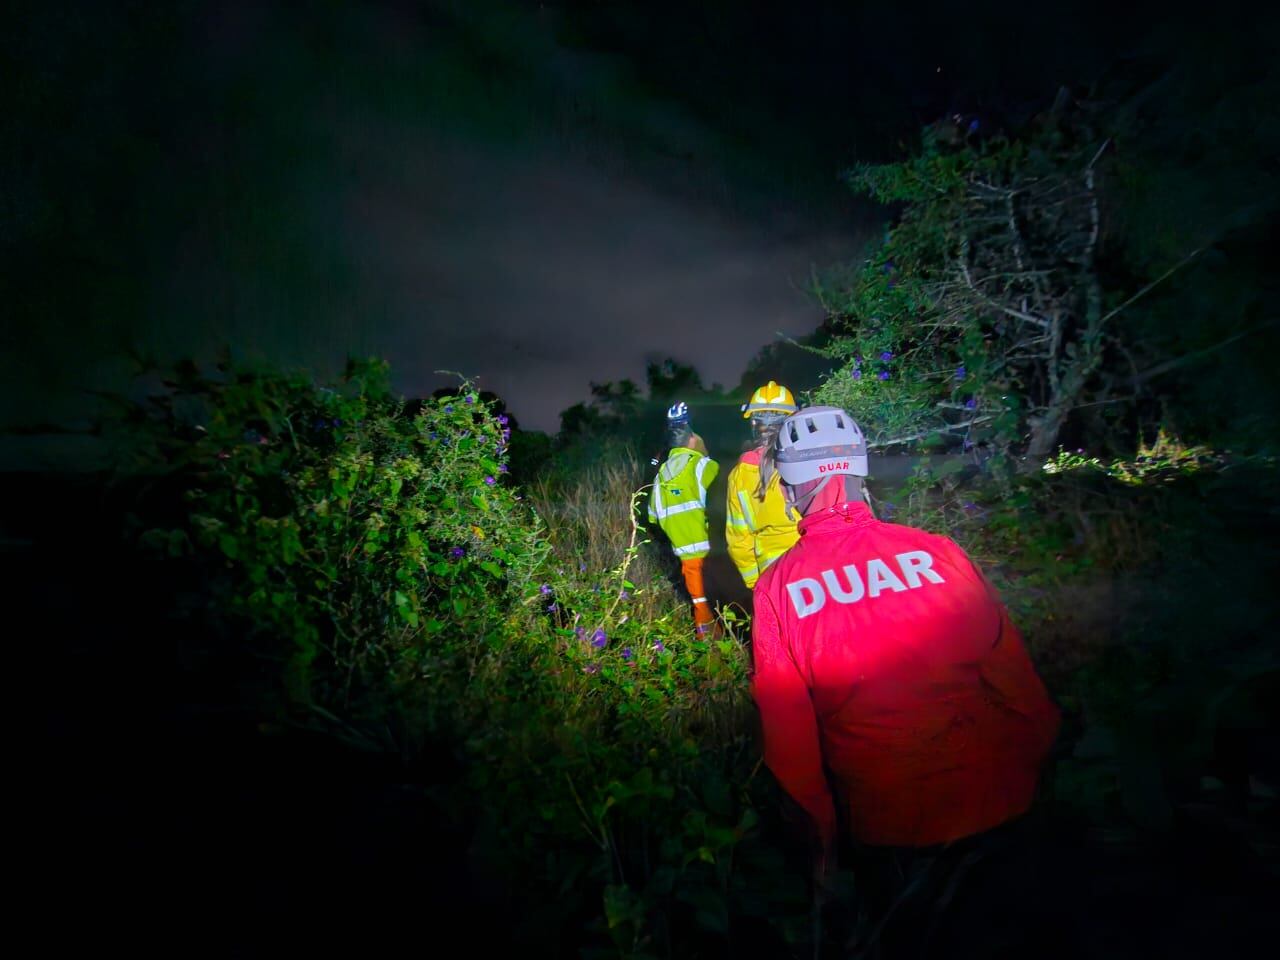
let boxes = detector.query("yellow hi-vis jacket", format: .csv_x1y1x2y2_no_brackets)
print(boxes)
647,446,719,559
725,447,799,588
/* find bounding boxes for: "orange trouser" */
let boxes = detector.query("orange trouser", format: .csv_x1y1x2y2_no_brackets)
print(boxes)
680,557,715,634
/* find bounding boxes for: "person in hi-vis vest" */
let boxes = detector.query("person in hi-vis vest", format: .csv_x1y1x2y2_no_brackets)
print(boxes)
647,402,719,636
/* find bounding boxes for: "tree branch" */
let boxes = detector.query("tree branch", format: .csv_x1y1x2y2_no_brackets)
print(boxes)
1086,138,1112,171
867,416,994,449
1098,247,1204,326
1127,320,1279,386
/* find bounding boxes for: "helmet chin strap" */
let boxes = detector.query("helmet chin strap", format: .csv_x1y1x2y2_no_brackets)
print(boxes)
784,474,836,520
784,475,867,520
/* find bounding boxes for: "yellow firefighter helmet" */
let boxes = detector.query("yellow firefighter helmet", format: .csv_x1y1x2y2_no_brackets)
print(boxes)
742,380,798,419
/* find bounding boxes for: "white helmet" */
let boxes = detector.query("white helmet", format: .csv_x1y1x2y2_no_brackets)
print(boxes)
775,406,869,484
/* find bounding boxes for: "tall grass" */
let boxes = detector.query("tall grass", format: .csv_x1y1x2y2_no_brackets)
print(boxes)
528,447,685,628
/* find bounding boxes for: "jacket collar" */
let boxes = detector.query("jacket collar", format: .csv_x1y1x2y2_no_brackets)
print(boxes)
738,447,763,466
797,500,877,535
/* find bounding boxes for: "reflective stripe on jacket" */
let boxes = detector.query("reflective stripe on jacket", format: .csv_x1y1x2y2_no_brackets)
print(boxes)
751,500,1061,849
647,447,719,558
725,448,799,588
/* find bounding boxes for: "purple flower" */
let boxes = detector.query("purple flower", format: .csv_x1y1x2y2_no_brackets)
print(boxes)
579,562,587,572
963,438,974,450
651,641,664,653
499,464,508,473
955,366,966,380
880,351,893,362
965,397,977,410
450,546,466,559
429,431,438,440
484,476,496,485
618,590,630,600
540,584,552,595
852,369,863,380
583,663,599,675
962,501,977,512
444,404,453,413
591,629,607,648
621,647,633,660
547,602,558,612
575,625,586,639
465,395,475,404
882,502,896,516
498,414,509,426
968,118,980,134
878,370,890,380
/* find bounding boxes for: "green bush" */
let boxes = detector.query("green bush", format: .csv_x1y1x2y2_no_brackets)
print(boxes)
112,356,809,956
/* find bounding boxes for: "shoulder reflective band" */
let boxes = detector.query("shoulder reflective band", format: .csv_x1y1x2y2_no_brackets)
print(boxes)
694,456,711,501
673,540,711,556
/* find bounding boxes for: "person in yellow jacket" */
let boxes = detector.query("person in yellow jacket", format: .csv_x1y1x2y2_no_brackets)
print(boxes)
725,381,800,588
647,402,719,636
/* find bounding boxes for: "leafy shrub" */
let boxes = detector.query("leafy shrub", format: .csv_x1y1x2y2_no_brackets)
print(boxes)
111,357,812,956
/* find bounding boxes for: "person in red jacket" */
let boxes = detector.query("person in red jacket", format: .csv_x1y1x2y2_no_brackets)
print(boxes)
751,406,1061,895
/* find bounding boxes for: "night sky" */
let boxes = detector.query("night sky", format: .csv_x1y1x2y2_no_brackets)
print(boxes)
7,0,1174,451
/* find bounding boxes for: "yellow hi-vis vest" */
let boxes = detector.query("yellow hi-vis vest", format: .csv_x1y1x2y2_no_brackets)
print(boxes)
724,448,799,588
647,447,719,559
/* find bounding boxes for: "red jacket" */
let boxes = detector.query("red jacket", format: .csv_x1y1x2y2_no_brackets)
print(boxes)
751,500,1060,849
